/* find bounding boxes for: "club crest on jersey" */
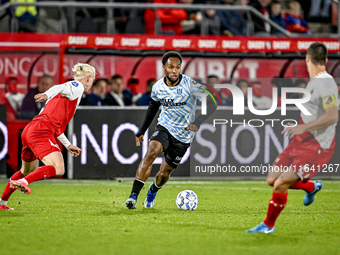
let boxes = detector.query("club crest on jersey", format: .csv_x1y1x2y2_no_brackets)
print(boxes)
324,96,333,105
177,88,182,95
71,81,79,87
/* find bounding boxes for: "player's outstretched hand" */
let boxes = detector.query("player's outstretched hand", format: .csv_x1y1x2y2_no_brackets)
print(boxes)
34,93,48,102
136,135,144,146
67,145,82,157
187,123,199,132
282,123,306,139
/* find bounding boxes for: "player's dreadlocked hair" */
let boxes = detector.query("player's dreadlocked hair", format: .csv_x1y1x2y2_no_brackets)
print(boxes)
162,51,182,65
307,42,327,66
72,63,96,78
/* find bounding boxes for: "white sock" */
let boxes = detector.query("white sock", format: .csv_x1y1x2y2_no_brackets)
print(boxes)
19,178,29,185
0,199,7,206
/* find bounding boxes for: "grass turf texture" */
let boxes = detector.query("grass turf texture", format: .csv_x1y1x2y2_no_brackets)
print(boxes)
0,179,339,255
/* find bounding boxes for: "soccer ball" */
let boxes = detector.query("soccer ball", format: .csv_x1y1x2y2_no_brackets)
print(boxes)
176,190,198,210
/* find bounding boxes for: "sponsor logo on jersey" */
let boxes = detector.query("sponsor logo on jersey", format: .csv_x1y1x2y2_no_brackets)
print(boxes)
160,99,186,107
175,156,182,161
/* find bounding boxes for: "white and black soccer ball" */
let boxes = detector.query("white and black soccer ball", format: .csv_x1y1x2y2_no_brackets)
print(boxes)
176,190,198,210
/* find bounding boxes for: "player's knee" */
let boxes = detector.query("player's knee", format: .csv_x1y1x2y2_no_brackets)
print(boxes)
273,178,287,190
266,178,275,186
54,166,65,176
48,163,64,176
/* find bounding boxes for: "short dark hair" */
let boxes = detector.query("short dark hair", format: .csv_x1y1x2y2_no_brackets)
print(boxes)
93,78,109,87
294,79,307,87
110,74,123,81
38,74,53,82
236,79,250,87
207,75,219,79
162,51,182,65
307,42,327,66
146,78,156,87
272,0,281,5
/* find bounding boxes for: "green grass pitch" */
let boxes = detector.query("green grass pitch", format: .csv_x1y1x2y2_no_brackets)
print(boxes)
0,179,339,255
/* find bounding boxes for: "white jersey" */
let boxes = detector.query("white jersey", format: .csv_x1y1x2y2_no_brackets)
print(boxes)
151,74,206,143
301,71,339,149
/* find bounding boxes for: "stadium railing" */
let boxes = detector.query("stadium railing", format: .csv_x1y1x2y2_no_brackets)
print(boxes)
1,1,338,37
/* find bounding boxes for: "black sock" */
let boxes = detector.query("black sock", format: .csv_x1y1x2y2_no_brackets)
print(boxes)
131,179,145,197
150,182,161,193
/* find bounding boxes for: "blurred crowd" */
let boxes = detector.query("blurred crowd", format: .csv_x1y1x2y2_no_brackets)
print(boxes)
1,72,311,121
0,0,337,35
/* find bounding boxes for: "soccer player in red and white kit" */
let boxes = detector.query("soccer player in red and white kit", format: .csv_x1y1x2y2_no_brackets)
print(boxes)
246,42,339,233
0,63,96,210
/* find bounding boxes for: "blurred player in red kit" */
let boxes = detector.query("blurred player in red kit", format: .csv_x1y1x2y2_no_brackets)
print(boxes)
246,42,339,233
0,63,96,210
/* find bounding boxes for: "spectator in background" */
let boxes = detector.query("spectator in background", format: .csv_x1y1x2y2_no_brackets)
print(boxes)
144,0,188,35
124,77,143,105
271,77,293,106
226,79,250,106
217,0,247,36
81,78,108,106
292,79,307,98
1,76,25,121
136,78,156,106
310,0,331,21
179,0,202,34
249,0,272,35
250,80,273,109
20,74,53,120
206,75,228,106
201,1,221,35
271,0,286,35
283,1,311,34
104,75,130,106
1,0,39,32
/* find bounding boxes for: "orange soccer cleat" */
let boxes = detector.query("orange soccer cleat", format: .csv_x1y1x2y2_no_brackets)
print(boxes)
10,180,31,194
0,205,14,210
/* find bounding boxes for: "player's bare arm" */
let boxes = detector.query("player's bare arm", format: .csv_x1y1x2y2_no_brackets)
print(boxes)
136,135,144,146
282,106,338,139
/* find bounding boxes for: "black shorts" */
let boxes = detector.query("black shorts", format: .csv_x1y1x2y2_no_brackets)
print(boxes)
149,125,190,168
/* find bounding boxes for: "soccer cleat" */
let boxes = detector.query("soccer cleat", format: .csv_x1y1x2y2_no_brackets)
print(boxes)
304,181,323,206
144,184,157,208
0,205,14,210
125,195,137,209
245,222,275,234
9,180,31,194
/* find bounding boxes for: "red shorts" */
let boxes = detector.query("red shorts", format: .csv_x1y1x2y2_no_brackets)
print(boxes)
274,137,335,181
21,120,61,162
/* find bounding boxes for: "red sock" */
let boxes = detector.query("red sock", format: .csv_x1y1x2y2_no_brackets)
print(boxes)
289,180,315,192
24,165,56,184
263,191,288,228
1,171,25,201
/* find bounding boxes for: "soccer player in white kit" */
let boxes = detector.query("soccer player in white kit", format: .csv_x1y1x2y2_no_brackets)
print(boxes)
246,42,339,233
125,51,217,209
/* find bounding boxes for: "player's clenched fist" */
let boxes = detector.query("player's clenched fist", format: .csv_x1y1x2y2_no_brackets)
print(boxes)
67,145,82,157
34,93,48,102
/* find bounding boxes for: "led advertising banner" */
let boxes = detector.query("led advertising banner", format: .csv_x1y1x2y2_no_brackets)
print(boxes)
71,107,190,179
0,105,7,175
71,108,340,179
